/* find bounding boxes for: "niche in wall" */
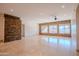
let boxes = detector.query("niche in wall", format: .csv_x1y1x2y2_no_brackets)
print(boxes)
39,20,71,37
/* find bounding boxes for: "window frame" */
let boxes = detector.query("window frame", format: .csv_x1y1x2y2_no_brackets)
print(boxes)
39,20,71,37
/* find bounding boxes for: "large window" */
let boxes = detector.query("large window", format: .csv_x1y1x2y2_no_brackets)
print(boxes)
40,24,48,34
49,25,57,34
59,25,65,34
39,20,71,37
59,24,70,34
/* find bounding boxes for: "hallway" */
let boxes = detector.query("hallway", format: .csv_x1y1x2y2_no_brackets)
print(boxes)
0,36,78,56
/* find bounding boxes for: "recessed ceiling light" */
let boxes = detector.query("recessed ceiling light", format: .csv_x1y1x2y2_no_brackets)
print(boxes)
61,5,65,8
10,9,14,12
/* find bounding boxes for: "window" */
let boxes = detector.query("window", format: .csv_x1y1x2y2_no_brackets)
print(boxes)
59,24,70,34
59,24,65,34
49,25,57,34
41,25,48,33
64,24,70,34
39,20,71,37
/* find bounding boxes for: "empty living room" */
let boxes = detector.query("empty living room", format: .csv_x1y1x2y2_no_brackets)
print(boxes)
0,1,79,58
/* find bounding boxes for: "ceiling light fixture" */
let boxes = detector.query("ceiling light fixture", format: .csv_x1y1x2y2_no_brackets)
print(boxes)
54,16,57,20
61,5,65,8
10,9,14,12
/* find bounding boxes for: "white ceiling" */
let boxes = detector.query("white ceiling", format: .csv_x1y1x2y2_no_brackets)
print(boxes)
0,3,78,20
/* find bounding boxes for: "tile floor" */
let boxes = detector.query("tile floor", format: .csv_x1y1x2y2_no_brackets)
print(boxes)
0,35,79,56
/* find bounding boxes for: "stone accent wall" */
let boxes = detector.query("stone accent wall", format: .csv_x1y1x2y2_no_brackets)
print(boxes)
4,14,21,42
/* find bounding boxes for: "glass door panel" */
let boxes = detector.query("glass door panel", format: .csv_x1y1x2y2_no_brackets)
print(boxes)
49,25,57,34
41,25,48,33
59,24,65,34
64,24,70,34
59,24,70,34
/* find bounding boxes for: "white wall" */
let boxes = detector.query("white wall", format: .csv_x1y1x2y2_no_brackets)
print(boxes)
21,12,76,38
